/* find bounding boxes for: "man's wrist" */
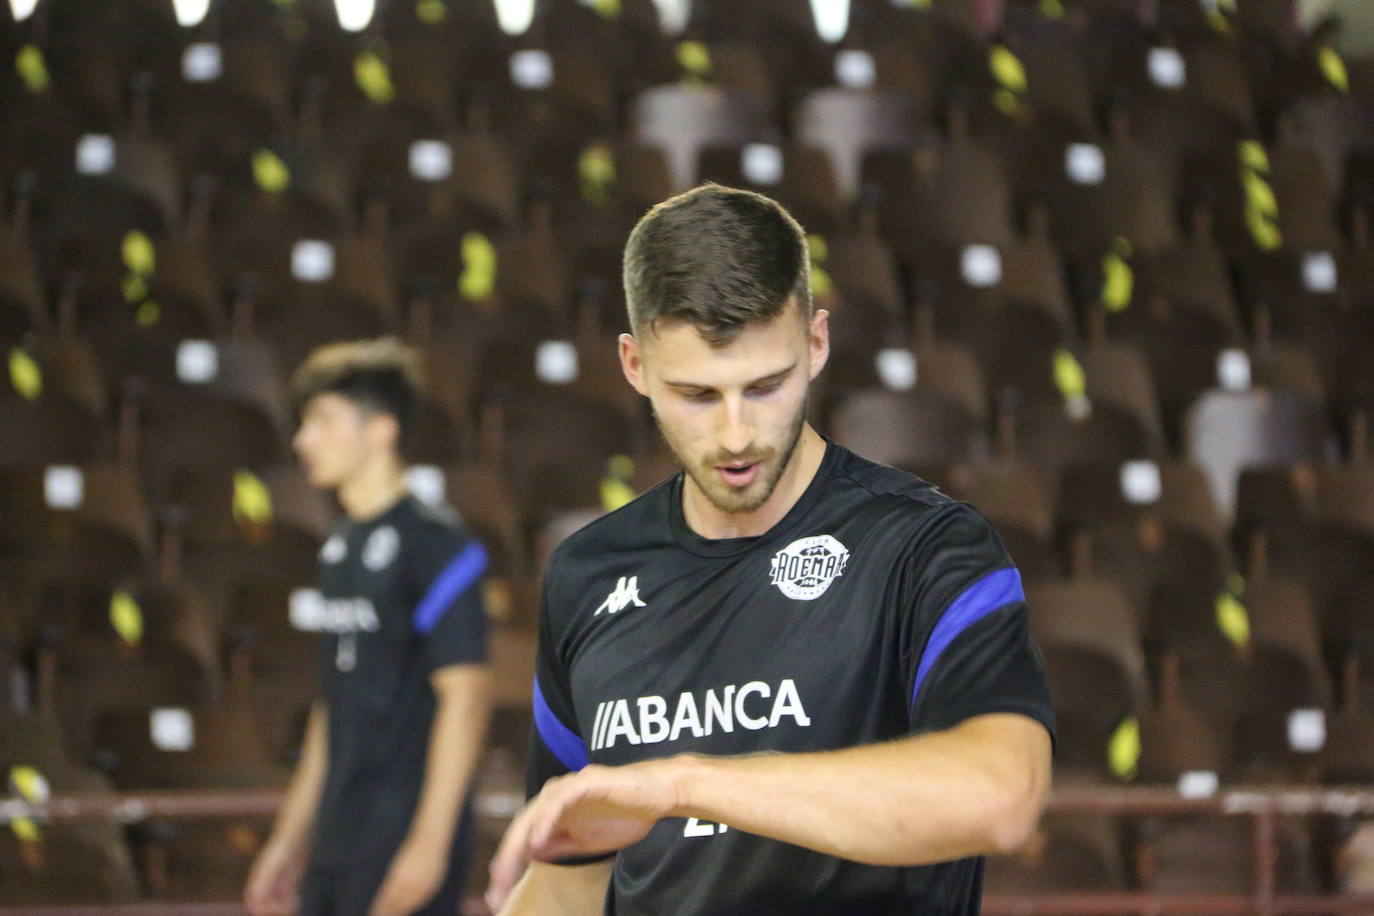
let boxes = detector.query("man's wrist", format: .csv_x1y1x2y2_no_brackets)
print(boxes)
664,753,717,819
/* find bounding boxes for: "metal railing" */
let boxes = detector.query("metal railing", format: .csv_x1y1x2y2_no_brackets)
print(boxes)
5,785,1374,914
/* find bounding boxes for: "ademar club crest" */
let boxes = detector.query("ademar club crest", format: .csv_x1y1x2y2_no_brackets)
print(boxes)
770,535,850,600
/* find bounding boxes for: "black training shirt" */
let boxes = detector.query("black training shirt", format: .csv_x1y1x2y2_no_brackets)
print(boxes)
528,441,1054,915
304,495,487,866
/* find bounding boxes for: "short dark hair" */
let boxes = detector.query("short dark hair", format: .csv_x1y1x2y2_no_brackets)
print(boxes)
623,183,812,346
290,337,423,441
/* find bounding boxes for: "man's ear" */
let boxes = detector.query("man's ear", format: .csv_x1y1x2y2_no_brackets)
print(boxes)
620,332,649,397
807,308,831,382
367,410,402,455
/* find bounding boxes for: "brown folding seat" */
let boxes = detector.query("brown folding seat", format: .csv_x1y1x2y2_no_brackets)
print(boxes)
226,231,400,372
207,143,351,260
1106,298,1243,449
999,6,1101,138
1137,813,1320,898
1323,651,1374,782
1058,460,1231,628
1027,578,1150,781
0,88,100,194
1079,339,1169,453
0,335,111,467
950,458,1061,582
632,84,775,192
0,224,47,346
1042,109,1178,264
153,38,294,181
829,387,987,473
478,42,622,152
1228,576,1332,781
35,580,216,761
494,388,638,533
219,577,320,762
444,462,530,583
92,702,285,790
1186,387,1340,521
1306,465,1374,651
92,699,287,900
1010,396,1159,485
1136,691,1235,782
820,219,904,316
122,339,292,498
1133,204,1242,339
1135,818,1255,895
697,141,846,234
797,88,929,198
985,814,1129,892
494,202,576,331
356,123,518,234
0,711,141,906
167,462,331,602
0,463,154,584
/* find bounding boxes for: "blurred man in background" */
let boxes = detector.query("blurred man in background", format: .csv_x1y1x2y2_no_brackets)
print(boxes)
245,338,490,916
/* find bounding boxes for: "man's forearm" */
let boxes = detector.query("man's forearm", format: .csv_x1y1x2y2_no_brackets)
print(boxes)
269,703,329,853
405,666,490,850
665,713,1051,866
498,860,613,916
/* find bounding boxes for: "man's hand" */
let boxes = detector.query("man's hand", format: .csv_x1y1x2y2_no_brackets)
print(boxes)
368,838,448,916
486,760,683,912
244,837,305,916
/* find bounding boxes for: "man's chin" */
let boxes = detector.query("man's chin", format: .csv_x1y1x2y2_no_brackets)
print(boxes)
697,477,774,515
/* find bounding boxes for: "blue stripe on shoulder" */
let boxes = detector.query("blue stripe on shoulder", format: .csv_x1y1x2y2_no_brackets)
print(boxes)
910,566,1025,709
412,540,488,635
533,675,588,772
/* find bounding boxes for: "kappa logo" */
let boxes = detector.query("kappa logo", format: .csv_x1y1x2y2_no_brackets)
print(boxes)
594,576,647,616
770,534,850,600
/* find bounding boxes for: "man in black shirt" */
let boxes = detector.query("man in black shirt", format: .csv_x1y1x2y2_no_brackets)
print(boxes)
487,185,1055,914
245,338,490,916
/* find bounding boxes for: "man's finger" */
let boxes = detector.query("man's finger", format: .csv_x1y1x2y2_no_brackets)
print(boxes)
487,802,539,909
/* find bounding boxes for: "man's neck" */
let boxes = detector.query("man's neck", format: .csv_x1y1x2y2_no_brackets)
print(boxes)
683,424,827,540
338,459,409,523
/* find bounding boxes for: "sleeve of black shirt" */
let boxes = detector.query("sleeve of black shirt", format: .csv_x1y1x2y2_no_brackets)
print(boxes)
899,501,1055,742
409,524,489,672
526,554,590,798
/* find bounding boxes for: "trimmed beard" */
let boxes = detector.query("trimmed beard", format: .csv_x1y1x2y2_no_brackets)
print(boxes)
656,397,808,515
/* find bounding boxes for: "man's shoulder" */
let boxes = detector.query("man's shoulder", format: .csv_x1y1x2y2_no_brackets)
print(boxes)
548,475,676,573
830,444,963,522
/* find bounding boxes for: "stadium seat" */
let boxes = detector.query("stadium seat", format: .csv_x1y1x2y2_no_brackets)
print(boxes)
0,335,111,467
167,462,331,600
1027,578,1150,781
829,386,987,472
37,580,216,761
0,463,154,584
632,84,775,192
0,713,140,906
696,142,845,234
985,813,1129,892
942,465,1058,582
1186,387,1340,520
121,339,291,497
0,224,48,344
222,577,319,764
797,88,928,198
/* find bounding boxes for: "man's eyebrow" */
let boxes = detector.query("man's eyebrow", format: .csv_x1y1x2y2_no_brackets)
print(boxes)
662,362,797,390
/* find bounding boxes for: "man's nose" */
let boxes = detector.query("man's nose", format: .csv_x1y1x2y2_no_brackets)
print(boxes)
718,395,754,455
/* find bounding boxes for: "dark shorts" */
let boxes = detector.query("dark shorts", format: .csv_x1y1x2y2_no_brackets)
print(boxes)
299,818,473,916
